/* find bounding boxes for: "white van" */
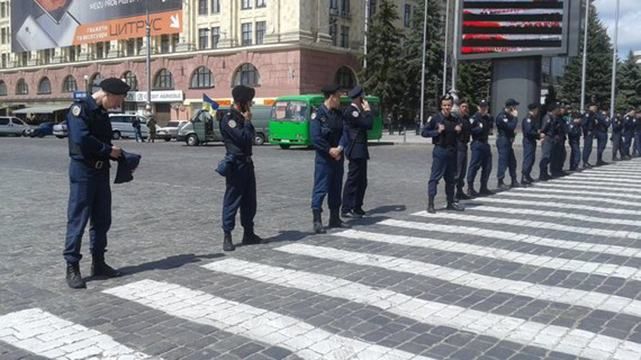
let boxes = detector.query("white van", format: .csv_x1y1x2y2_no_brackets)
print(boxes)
108,113,149,140
0,116,31,136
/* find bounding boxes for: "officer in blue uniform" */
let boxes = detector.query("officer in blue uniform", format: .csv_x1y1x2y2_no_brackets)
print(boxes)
63,78,129,289
521,103,541,186
567,112,583,170
423,94,464,213
581,103,598,168
311,84,349,233
455,100,472,200
341,86,373,218
538,102,562,181
466,100,494,197
220,85,263,251
611,111,626,161
622,109,635,160
495,98,520,190
594,107,610,166
635,110,641,157
550,103,570,177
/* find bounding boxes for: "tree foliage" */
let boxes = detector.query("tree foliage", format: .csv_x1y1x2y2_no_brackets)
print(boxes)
615,51,641,111
457,61,492,107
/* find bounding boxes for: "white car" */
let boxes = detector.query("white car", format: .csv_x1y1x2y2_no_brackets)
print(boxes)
0,116,32,136
109,113,149,140
53,123,67,138
156,120,189,141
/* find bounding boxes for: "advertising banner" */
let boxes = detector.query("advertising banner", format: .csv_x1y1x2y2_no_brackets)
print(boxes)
11,0,183,52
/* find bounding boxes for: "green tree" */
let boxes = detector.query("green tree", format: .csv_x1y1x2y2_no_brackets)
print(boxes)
457,61,492,107
615,51,641,111
560,1,614,110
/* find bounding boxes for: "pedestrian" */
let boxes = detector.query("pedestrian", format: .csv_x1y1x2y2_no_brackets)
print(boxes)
581,103,598,168
146,115,157,143
310,84,349,233
63,78,130,289
495,98,521,190
341,86,374,219
423,94,464,213
538,102,562,181
455,99,472,200
611,111,626,161
521,103,541,186
594,107,610,166
132,116,144,142
466,99,494,197
567,112,582,171
220,85,263,251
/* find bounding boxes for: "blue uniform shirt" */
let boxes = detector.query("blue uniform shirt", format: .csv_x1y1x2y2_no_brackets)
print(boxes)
342,103,373,159
522,115,539,142
310,103,346,157
220,107,255,157
612,116,624,134
624,115,636,135
422,112,461,148
66,96,113,163
470,112,493,142
495,111,518,139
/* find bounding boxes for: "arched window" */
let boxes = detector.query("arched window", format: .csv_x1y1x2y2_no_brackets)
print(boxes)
123,71,138,91
233,63,260,87
38,77,51,94
16,78,28,95
89,72,103,93
62,75,77,92
335,66,356,89
153,68,174,89
0,81,7,96
190,66,214,88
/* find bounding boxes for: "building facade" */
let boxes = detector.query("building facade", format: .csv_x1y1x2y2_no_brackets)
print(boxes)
0,0,416,123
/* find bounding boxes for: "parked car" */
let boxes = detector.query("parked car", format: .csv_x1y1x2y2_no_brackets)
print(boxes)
26,122,55,137
177,106,270,146
109,113,149,140
156,120,189,141
53,122,68,138
0,116,32,136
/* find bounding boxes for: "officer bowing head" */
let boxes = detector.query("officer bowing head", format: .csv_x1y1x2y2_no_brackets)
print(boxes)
97,77,130,110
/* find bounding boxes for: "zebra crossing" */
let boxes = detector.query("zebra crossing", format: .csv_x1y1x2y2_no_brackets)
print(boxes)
2,160,641,359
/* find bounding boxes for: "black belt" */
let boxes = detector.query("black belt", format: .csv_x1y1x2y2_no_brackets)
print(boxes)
86,159,106,169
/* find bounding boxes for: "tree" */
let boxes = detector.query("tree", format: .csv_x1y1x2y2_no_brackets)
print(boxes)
457,61,492,107
615,51,641,111
560,1,614,110
361,0,406,125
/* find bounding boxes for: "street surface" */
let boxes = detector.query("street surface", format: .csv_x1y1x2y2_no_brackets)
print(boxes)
1,137,640,360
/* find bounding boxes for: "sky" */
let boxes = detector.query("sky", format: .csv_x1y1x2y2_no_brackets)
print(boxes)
594,0,640,59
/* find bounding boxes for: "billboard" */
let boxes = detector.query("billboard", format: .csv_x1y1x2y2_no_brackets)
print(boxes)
11,0,183,52
458,0,574,60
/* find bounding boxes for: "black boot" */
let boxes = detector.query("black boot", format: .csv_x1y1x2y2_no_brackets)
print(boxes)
456,188,471,200
66,263,86,289
538,172,551,181
510,179,521,188
312,209,326,234
91,254,122,278
497,178,510,191
479,186,494,196
526,175,536,183
467,186,479,198
353,208,366,217
427,197,436,213
446,201,465,211
329,209,350,228
223,232,235,252
520,176,531,187
242,229,264,245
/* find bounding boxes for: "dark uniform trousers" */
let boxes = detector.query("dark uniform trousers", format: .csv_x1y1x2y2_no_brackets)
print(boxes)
312,157,344,210
429,146,457,203
635,131,641,156
342,159,367,211
582,133,594,165
623,132,633,157
456,142,468,192
467,140,492,189
550,139,566,175
222,158,256,233
539,137,554,175
496,136,517,181
569,137,581,170
522,138,537,179
64,160,111,264
612,132,623,160
595,131,607,163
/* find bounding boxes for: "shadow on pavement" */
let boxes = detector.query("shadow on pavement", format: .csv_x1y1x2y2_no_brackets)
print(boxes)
366,204,406,215
108,253,225,278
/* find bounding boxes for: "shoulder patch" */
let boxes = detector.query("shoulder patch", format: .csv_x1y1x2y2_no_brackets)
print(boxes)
311,112,317,120
228,120,237,128
71,105,82,117
503,118,508,123
352,111,359,118
527,119,531,123
479,123,483,128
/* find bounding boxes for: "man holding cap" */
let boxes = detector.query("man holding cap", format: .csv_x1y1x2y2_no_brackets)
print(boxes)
495,98,521,190
219,85,263,251
341,86,373,219
63,77,129,289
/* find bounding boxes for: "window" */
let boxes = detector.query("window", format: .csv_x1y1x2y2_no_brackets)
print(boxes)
198,28,209,49
255,21,266,45
233,63,260,86
242,23,252,46
123,71,137,91
95,42,105,59
0,81,6,96
154,68,174,89
0,119,7,125
160,35,170,53
211,0,220,13
330,0,338,10
0,3,6,18
1,54,6,68
191,66,214,88
256,0,266,7
272,101,309,121
37,77,51,94
16,78,28,95
369,0,377,16
126,39,137,56
340,26,349,48
241,0,251,10
40,49,53,65
341,0,350,15
329,23,337,46
1,27,5,44
198,0,207,15
404,4,411,27
63,75,77,92
336,66,356,89
67,45,80,62
18,52,30,67
89,73,103,93
211,27,220,48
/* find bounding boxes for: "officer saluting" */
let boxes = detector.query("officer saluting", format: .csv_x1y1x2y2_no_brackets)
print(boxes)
220,85,263,251
310,84,349,233
64,78,130,289
423,94,464,213
495,98,520,190
341,86,373,218
466,99,494,197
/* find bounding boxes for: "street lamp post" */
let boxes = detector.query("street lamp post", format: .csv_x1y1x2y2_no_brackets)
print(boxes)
419,0,429,122
442,0,450,95
145,0,152,111
609,0,620,119
579,0,590,112
84,75,89,94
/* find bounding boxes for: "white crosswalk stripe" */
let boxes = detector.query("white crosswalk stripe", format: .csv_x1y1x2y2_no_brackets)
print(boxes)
0,308,152,360
104,280,434,360
534,182,641,195
514,187,641,201
469,197,641,216
495,191,641,208
567,174,640,183
584,169,641,175
272,245,641,360
542,178,641,189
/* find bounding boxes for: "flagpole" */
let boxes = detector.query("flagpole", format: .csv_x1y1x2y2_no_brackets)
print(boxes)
609,0,620,119
580,0,589,112
420,0,429,122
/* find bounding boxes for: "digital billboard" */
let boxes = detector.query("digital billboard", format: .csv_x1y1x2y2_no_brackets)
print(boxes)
458,0,573,60
11,0,183,52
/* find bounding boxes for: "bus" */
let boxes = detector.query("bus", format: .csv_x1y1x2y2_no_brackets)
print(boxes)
268,94,383,149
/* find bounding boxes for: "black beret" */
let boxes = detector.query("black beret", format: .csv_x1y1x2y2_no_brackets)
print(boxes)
527,103,540,111
505,98,519,107
232,85,255,103
348,85,364,98
321,84,340,96
100,78,131,95
479,99,489,107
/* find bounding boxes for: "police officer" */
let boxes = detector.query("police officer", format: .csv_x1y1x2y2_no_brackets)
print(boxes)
567,112,583,171
611,111,626,161
455,100,472,200
582,103,598,168
521,103,541,186
311,84,349,233
466,100,494,197
538,102,562,181
622,108,635,160
632,109,641,157
550,103,570,176
495,99,520,190
423,94,464,213
63,78,130,289
594,107,610,166
220,85,263,252
341,86,373,218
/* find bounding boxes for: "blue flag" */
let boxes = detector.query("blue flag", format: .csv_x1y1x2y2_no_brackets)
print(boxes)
203,94,219,111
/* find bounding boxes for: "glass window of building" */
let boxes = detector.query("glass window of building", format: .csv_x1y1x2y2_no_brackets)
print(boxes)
0,81,6,96
1,54,6,68
95,42,105,59
211,0,220,13
241,0,251,10
123,71,137,91
16,78,28,95
336,66,356,89
242,23,252,46
63,75,77,92
341,0,350,15
37,77,51,94
234,63,260,86
154,68,174,90
329,23,337,46
67,45,80,62
190,66,214,88
340,26,349,48
256,21,266,45
1,28,5,44
256,0,266,8
199,28,209,49
160,35,170,53
404,4,411,27
211,27,220,48
330,0,338,10
1,3,6,18
198,0,207,15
